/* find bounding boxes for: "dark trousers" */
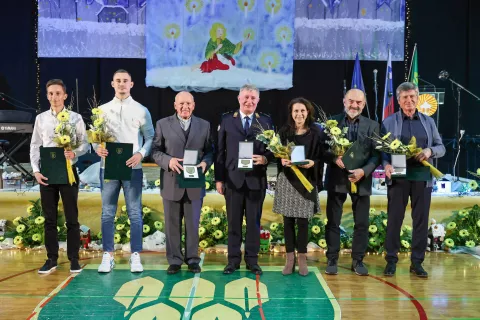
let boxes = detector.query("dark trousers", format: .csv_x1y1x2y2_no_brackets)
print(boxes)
326,191,370,261
39,170,80,262
385,180,432,264
225,183,265,265
163,192,202,266
284,216,308,253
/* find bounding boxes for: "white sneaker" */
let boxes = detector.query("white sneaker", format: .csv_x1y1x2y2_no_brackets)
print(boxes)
98,252,115,273
130,252,144,273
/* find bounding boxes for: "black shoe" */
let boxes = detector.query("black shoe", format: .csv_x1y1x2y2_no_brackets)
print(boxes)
223,263,240,274
325,259,338,275
70,259,82,273
384,262,396,277
410,263,428,278
38,259,57,274
351,259,369,276
246,264,263,275
167,264,182,275
188,263,201,273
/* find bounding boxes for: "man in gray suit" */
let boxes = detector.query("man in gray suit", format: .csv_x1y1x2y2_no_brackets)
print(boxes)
152,91,214,274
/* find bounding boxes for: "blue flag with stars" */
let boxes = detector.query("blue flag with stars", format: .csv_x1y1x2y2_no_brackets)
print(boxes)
351,53,365,92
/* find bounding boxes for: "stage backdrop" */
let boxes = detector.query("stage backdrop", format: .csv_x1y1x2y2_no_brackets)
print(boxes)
38,0,403,62
145,0,294,91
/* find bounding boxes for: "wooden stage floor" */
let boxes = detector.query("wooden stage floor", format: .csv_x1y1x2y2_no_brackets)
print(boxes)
0,250,479,319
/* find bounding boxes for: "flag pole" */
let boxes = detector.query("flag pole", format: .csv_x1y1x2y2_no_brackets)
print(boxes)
407,43,417,82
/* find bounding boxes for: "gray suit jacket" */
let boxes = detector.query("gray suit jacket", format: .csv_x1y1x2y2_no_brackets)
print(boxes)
151,114,214,201
381,111,445,187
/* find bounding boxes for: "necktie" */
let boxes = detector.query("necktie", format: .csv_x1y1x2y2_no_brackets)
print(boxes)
244,116,250,136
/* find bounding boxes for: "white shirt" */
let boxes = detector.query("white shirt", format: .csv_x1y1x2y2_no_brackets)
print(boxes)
239,110,254,129
98,96,154,169
30,108,89,173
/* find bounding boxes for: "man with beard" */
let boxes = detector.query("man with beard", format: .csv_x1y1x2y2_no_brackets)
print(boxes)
324,89,380,276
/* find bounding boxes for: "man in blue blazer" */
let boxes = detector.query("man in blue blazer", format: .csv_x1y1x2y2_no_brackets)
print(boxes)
215,84,273,275
382,82,445,278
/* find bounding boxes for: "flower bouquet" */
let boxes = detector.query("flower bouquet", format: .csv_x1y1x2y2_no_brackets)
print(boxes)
53,99,84,185
255,125,314,192
198,206,228,250
443,205,480,250
85,91,115,147
317,111,357,193
369,132,444,179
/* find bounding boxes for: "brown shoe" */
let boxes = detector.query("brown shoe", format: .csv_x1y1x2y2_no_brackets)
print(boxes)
298,253,309,276
282,252,296,275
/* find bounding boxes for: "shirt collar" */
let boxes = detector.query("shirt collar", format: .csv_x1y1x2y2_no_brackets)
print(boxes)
239,110,253,120
344,113,360,123
402,110,419,120
50,106,65,116
176,113,192,123
113,95,133,104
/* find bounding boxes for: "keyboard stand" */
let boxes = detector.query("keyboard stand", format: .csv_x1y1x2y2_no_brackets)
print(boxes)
0,135,34,181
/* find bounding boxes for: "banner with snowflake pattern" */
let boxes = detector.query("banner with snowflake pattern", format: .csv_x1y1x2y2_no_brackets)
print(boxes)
145,0,294,91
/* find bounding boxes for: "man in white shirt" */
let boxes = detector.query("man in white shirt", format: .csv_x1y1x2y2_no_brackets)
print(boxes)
30,79,89,274
96,69,154,273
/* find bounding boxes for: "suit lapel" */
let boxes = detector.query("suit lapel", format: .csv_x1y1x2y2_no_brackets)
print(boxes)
169,115,186,145
185,115,197,148
234,110,245,136
357,116,368,141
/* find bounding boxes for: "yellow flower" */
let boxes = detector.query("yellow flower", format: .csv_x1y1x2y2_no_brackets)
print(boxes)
211,217,221,226
447,222,456,230
13,236,23,245
199,227,206,236
116,224,125,231
205,182,210,189
401,240,410,248
389,139,401,150
270,223,279,231
127,219,130,225
94,118,104,127
318,239,327,248
466,240,476,248
222,205,227,212
459,229,469,237
91,108,102,115
263,130,275,139
142,207,151,214
32,233,42,242
13,217,22,226
339,138,350,146
205,171,210,177
154,221,163,230
311,225,321,234
35,216,45,225
269,136,279,146
27,205,35,214
126,230,131,238
369,238,378,246
114,233,121,243
369,208,376,215
445,238,454,247
210,164,214,170
16,224,26,233
326,120,338,127
143,225,151,234
214,230,224,239
57,111,69,122
368,225,377,233
60,135,71,144
400,230,404,236
477,168,480,175
114,216,118,223
242,219,247,226
154,179,161,187
381,132,391,140
383,219,388,227
54,124,62,134
403,225,412,231
330,127,342,135
469,180,478,190
121,205,127,212
458,209,468,217
201,206,211,214
323,218,328,225
57,226,60,232
199,240,209,248
97,231,102,239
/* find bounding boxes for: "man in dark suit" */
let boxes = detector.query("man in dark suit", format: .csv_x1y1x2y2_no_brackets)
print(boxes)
382,82,445,278
152,91,214,274
215,84,273,275
324,89,380,276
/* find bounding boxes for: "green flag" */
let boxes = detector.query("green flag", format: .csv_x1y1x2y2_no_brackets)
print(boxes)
409,45,418,86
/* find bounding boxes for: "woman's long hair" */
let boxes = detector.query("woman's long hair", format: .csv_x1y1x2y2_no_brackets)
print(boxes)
282,97,316,136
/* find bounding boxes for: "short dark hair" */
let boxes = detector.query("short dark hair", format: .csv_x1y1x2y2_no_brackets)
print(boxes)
285,97,316,132
113,69,132,79
396,82,419,100
46,79,66,93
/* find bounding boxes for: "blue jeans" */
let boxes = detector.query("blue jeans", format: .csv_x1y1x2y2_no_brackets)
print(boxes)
100,168,143,253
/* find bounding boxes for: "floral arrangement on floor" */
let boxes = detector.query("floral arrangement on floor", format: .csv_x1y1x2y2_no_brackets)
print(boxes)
5,199,68,248
443,205,480,249
268,221,284,244
366,208,413,253
94,204,163,244
308,215,328,249
198,206,228,249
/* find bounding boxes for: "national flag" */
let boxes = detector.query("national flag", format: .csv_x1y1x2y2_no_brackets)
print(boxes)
408,44,418,86
382,47,394,120
351,52,365,92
